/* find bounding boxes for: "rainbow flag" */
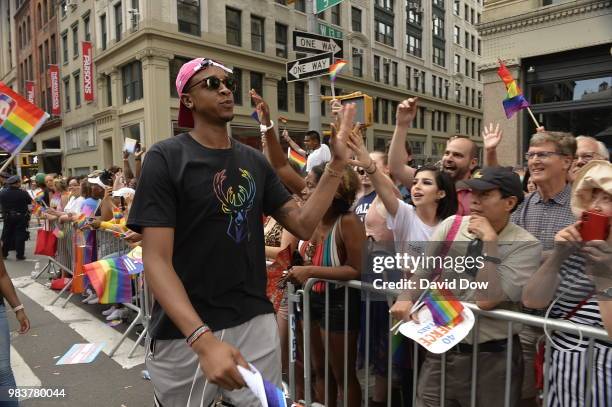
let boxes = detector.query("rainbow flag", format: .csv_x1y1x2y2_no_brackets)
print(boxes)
112,207,124,223
287,147,306,170
329,60,348,82
83,255,132,304
74,213,88,229
423,288,464,327
0,82,49,154
497,61,530,119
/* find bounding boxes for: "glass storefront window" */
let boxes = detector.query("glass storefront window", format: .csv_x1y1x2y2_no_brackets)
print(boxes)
528,106,612,143
530,76,612,104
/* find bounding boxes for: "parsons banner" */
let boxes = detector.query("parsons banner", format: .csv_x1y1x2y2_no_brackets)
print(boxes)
48,64,61,116
82,41,94,102
25,81,35,104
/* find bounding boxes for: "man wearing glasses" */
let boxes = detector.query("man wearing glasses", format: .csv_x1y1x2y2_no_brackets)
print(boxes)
128,58,357,406
570,135,609,181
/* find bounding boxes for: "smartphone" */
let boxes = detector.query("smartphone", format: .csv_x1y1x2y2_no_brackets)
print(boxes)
580,211,610,241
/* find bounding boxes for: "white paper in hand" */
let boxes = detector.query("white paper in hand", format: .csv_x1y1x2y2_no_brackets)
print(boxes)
398,305,475,354
123,137,137,154
237,364,268,407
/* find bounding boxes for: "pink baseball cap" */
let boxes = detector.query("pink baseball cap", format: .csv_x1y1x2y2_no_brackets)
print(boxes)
176,58,233,128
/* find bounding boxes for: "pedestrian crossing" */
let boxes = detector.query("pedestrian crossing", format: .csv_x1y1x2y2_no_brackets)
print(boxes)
12,275,145,370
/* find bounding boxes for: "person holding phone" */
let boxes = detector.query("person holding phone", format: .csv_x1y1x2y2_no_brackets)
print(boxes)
523,160,612,407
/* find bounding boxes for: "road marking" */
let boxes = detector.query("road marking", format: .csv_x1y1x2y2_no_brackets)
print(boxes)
11,345,42,401
13,276,145,369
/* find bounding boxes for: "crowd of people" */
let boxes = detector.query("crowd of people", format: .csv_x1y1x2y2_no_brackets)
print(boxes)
0,56,610,407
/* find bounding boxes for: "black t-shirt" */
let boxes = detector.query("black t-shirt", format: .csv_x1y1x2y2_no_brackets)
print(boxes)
127,133,292,339
0,188,31,213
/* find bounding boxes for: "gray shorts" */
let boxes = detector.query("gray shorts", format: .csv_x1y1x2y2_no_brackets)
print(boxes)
146,313,281,407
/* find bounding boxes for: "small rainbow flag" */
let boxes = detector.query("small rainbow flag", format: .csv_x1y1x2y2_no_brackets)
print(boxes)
423,288,464,327
74,213,88,229
497,61,530,119
329,60,348,82
287,147,306,170
112,207,123,223
0,82,49,154
83,256,132,304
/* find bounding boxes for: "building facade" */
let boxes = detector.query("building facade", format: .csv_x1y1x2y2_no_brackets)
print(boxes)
0,0,18,89
3,0,485,174
479,0,612,166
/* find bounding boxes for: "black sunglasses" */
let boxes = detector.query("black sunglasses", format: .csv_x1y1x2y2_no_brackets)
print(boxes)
185,75,237,93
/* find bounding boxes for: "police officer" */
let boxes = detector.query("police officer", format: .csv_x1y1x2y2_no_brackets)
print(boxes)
0,176,31,260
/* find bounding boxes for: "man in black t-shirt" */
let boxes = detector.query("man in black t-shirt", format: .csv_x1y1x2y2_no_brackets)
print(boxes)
128,57,357,406
0,176,31,259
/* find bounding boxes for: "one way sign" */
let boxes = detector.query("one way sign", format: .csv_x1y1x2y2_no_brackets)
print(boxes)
286,52,334,82
293,30,343,59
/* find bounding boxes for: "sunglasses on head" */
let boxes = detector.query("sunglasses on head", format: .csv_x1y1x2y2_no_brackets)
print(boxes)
185,75,237,93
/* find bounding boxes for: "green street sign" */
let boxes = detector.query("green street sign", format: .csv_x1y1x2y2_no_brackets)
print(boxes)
315,0,343,14
317,23,343,40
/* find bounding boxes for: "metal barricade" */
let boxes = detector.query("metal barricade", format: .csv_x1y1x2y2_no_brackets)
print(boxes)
290,278,612,407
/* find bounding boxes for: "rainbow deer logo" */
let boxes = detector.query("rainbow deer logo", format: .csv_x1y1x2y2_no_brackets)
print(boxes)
213,169,256,243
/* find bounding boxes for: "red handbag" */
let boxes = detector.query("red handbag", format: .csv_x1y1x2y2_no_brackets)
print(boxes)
34,228,57,257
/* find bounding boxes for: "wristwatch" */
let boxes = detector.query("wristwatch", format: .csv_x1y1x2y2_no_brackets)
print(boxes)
483,255,501,264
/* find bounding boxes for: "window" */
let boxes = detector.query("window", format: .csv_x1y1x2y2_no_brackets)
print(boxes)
433,46,445,67
376,0,393,12
295,0,306,12
105,75,112,107
392,62,398,86
373,98,379,123
100,14,107,50
407,34,421,57
73,70,81,107
456,114,461,132
478,39,481,55
465,116,470,134
122,61,143,103
275,23,288,58
50,35,56,64
391,101,398,125
465,59,470,76
454,25,460,44
250,71,263,106
433,15,444,38
37,3,42,28
49,0,55,18
408,9,421,25
84,15,91,42
251,16,264,52
383,61,390,84
471,62,475,78
28,56,33,79
177,0,200,36
471,118,476,136
456,86,461,103
471,88,475,107
294,81,305,113
375,19,393,46
464,32,469,48
27,17,31,43
454,54,460,73
382,99,388,124
465,5,469,20
43,0,48,23
114,2,122,41
38,45,44,73
478,91,482,109
470,8,475,24
405,66,411,90
226,8,241,46
453,0,460,15
44,39,49,68
169,56,191,98
351,7,361,32
72,24,78,58
277,78,288,111
64,77,70,110
443,112,449,132
373,55,380,82
232,68,242,105
432,74,437,97
331,5,340,25
414,70,421,92
352,49,363,77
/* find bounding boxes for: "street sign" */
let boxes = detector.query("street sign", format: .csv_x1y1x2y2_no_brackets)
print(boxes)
286,52,334,82
317,22,343,39
315,0,343,14
293,30,343,59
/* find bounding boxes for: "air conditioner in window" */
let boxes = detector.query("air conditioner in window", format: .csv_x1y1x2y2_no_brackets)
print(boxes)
128,9,140,16
413,71,422,78
444,80,450,88
352,48,364,55
382,57,392,65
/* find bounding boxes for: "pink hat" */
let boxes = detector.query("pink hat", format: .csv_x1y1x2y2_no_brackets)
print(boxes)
176,58,233,128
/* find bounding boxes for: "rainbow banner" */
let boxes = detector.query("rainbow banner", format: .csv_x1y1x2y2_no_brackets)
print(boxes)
0,82,49,155
83,255,132,304
497,61,530,119
287,148,306,170
329,60,348,82
112,206,124,223
423,288,464,327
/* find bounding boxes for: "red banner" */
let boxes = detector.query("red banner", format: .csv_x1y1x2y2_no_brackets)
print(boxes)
48,64,61,116
25,81,35,104
82,41,94,102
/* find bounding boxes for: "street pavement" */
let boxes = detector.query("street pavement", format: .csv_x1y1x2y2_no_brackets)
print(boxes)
5,222,152,407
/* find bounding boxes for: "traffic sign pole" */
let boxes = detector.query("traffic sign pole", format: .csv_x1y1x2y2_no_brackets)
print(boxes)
307,0,321,135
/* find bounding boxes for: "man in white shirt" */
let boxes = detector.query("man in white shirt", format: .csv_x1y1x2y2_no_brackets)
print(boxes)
304,131,331,173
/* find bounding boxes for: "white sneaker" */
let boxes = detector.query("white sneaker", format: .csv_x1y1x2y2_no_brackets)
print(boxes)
86,295,99,304
82,290,96,303
106,308,128,321
102,306,118,316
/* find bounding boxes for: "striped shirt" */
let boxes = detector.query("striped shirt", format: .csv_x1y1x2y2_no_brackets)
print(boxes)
511,184,575,250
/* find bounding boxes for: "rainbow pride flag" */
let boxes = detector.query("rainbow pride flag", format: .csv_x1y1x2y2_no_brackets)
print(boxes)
329,60,348,82
112,207,124,223
0,82,49,154
83,255,132,304
423,287,464,327
497,61,530,119
287,148,306,170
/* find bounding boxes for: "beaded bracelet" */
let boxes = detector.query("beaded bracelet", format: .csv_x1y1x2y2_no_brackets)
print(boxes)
325,163,344,178
186,324,211,347
365,159,377,175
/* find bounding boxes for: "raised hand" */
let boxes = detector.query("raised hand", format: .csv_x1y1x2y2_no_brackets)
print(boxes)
135,146,146,159
482,123,503,150
396,97,418,128
346,125,371,168
329,103,357,164
249,89,271,125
